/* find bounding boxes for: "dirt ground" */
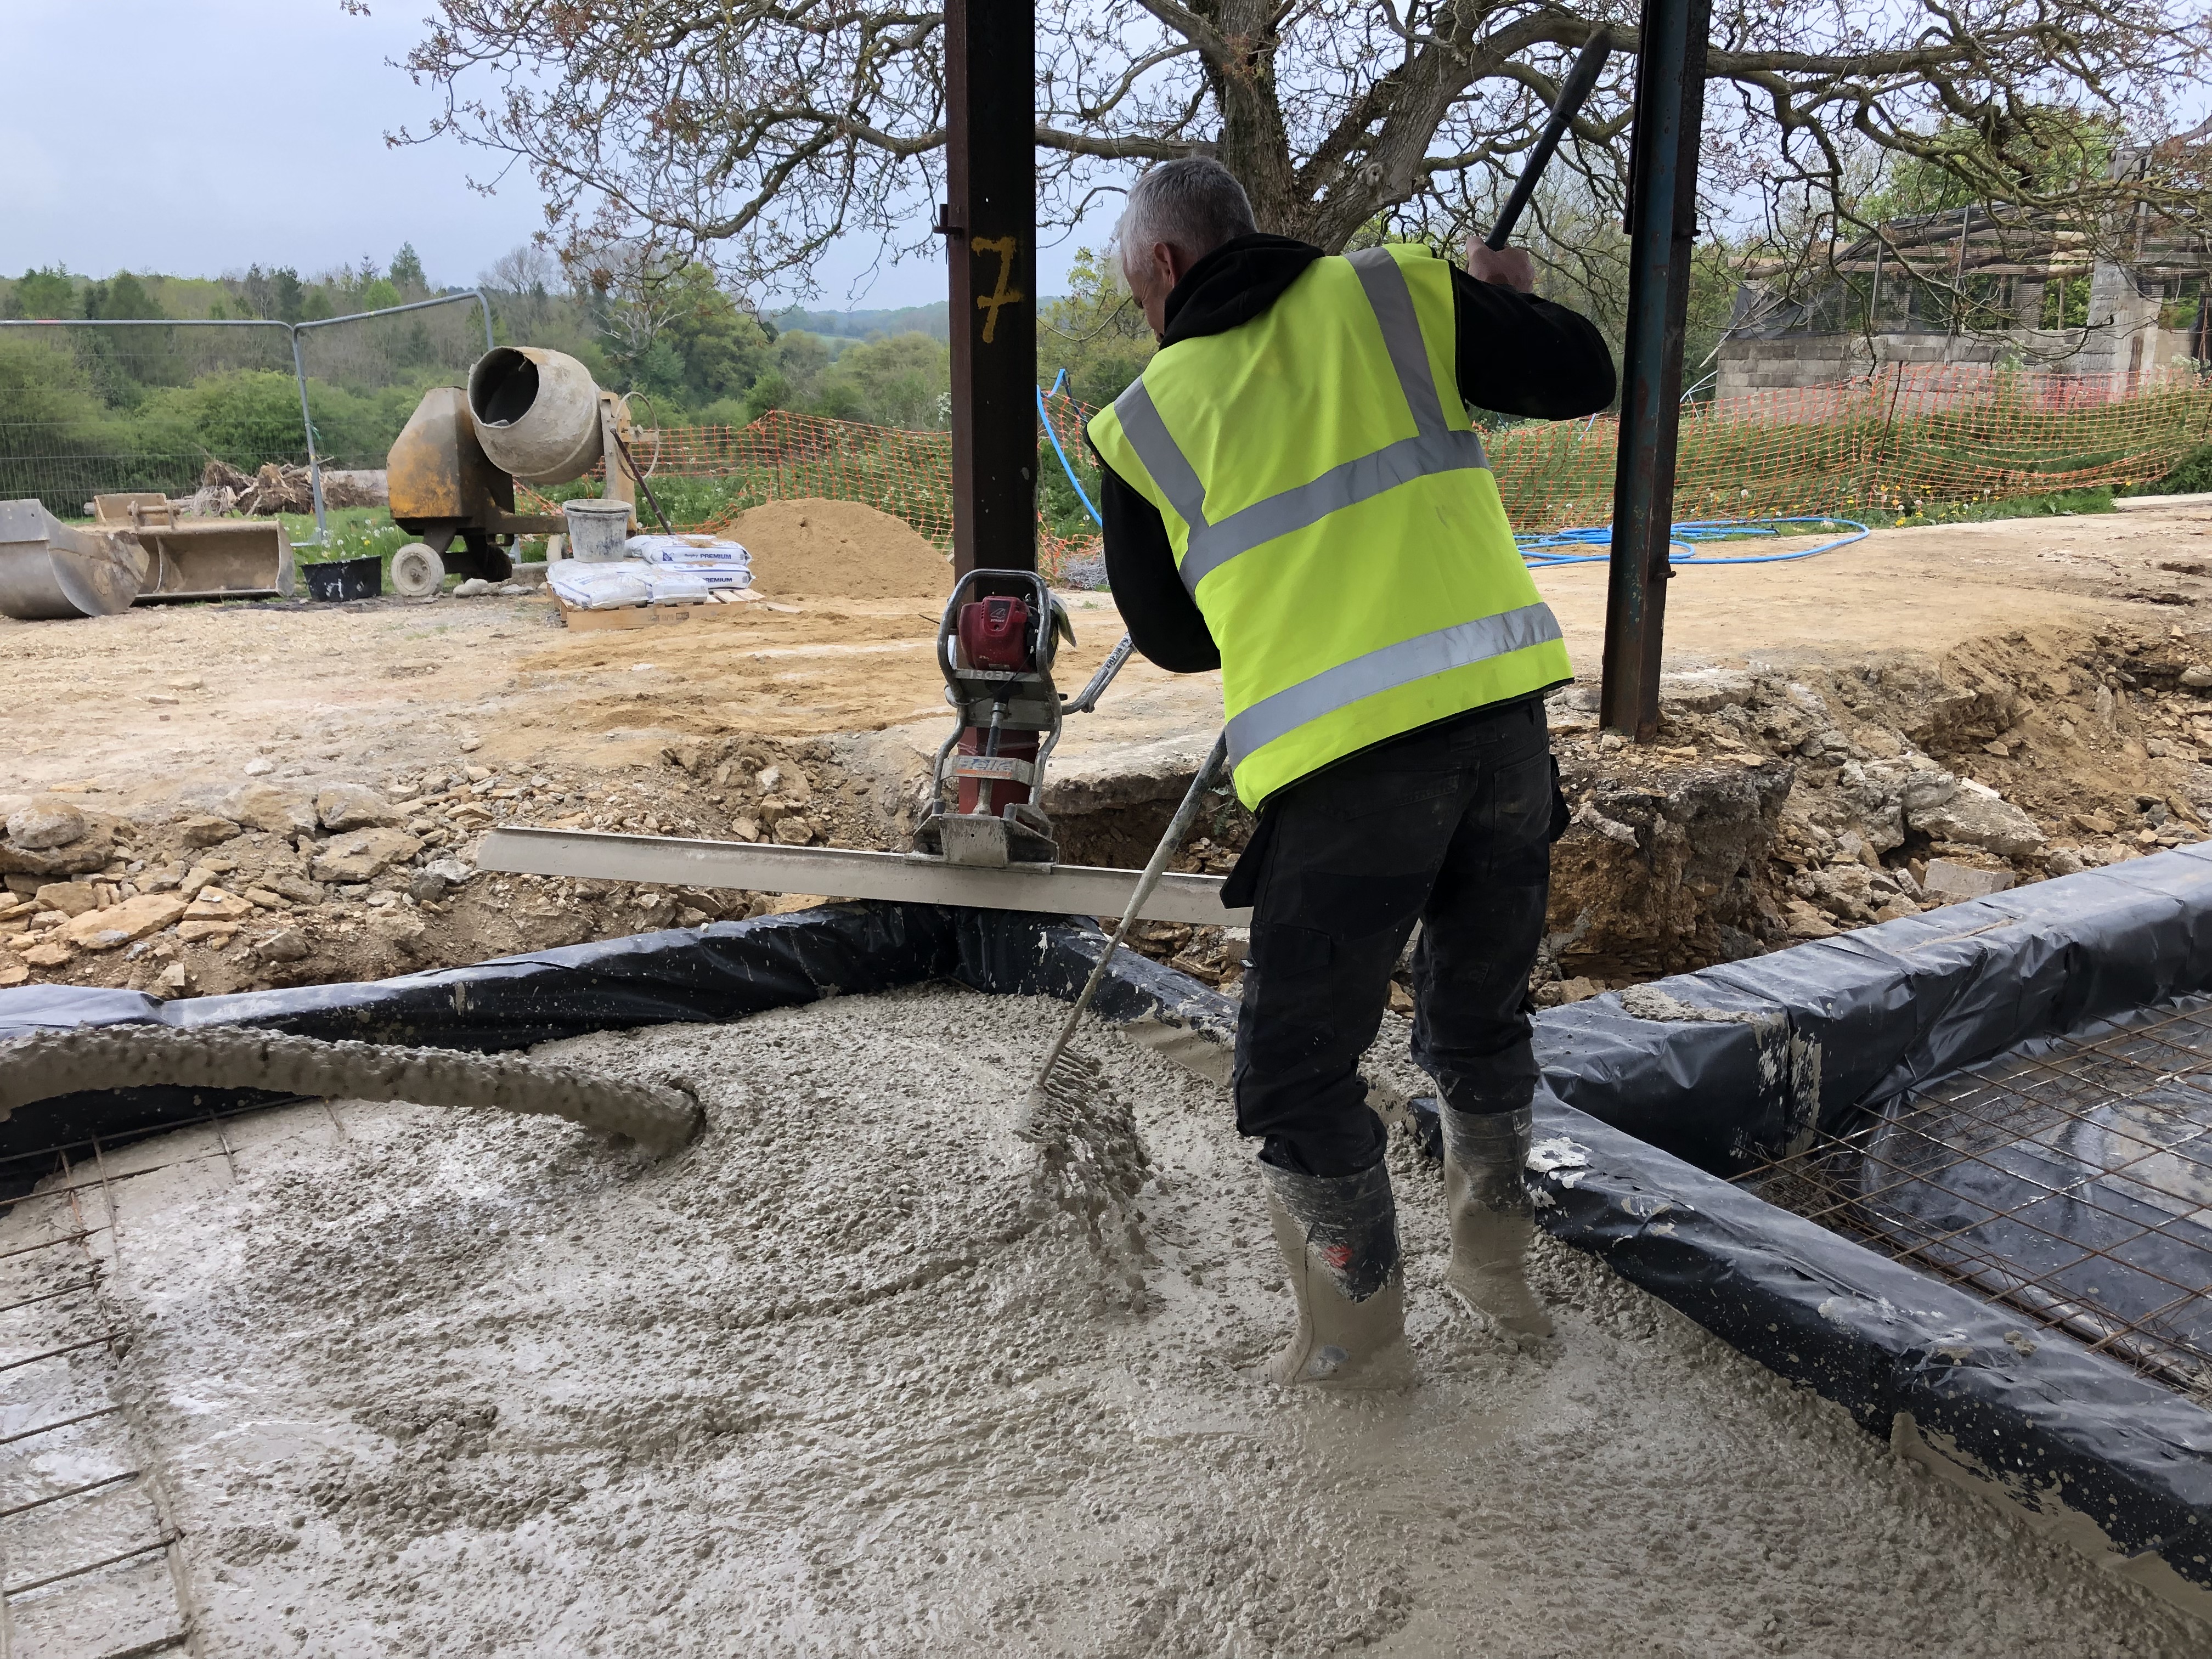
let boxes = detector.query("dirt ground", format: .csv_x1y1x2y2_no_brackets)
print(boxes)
4,495,2211,1002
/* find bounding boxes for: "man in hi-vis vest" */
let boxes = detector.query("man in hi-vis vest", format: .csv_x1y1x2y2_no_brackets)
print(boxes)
1088,158,1616,1386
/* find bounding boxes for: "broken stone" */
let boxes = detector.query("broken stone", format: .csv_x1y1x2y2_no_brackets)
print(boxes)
731,817,761,843
18,937,72,967
258,929,312,963
1904,777,2044,855
227,782,317,836
244,757,276,777
244,887,286,910
1782,900,1838,939
178,815,241,847
317,782,400,832
311,828,425,884
1921,860,2016,902
0,825,114,878
771,816,814,846
157,961,190,993
176,921,240,944
184,888,256,923
6,798,87,851
34,881,100,917
408,870,451,904
62,891,187,946
0,956,25,988
2183,666,2212,689
675,906,711,929
2045,848,2085,877
454,577,492,597
1658,667,1756,714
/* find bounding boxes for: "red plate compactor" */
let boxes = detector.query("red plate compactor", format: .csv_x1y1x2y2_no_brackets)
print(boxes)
913,568,1130,869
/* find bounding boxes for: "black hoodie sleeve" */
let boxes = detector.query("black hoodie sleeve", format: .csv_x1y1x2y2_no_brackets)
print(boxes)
1097,460,1220,673
1450,269,1617,419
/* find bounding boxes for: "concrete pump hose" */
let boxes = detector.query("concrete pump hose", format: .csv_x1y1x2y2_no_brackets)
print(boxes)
0,1025,702,1158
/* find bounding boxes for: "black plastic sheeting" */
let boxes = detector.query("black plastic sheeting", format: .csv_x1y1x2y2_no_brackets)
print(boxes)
1525,1087,2212,1596
1535,841,2212,1172
0,902,1239,1184
6,881,2212,1602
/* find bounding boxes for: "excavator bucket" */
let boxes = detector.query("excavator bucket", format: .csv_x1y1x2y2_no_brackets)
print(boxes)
94,494,294,604
0,499,147,621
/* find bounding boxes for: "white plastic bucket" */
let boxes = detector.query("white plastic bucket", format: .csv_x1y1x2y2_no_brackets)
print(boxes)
563,499,634,562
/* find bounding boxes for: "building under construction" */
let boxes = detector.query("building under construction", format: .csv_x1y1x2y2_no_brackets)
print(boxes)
1720,206,2212,398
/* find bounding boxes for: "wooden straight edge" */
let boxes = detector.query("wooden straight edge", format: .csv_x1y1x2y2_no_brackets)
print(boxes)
477,827,1252,926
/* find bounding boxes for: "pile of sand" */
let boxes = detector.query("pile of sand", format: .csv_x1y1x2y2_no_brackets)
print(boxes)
729,498,951,601
21,988,2197,1654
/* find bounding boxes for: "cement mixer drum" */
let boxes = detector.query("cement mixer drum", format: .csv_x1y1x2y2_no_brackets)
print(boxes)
467,347,606,485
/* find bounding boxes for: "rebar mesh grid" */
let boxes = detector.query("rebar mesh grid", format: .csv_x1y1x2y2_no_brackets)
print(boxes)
1736,997,2212,1398
0,1102,309,1656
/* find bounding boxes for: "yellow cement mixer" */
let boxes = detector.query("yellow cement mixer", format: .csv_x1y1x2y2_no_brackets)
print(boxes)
386,347,643,597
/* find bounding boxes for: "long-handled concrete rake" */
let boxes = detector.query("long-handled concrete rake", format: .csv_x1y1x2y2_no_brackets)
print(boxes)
1022,730,1230,1143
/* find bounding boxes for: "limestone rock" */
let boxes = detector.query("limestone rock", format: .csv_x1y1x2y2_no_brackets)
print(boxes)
270,874,327,905
771,816,814,846
317,783,400,832
2184,666,2212,690
1921,860,2015,902
176,920,241,943
454,577,492,597
311,828,424,884
0,955,25,987
6,798,87,851
1905,778,2044,856
18,937,72,968
1658,667,1757,714
178,815,241,847
244,757,276,777
259,929,312,963
227,782,317,836
184,888,256,923
34,882,100,917
0,825,114,877
65,898,185,946
408,871,451,904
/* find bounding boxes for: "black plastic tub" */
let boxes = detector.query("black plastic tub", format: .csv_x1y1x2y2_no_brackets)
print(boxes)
302,555,382,602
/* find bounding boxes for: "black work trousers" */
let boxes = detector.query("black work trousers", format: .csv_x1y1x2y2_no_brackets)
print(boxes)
1227,699,1561,1178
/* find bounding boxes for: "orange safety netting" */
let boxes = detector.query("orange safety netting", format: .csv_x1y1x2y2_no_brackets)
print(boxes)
1486,365,2212,532
544,366,2211,566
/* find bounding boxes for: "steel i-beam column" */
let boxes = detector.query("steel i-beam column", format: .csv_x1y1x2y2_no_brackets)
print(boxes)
1599,0,1711,738
941,0,1039,576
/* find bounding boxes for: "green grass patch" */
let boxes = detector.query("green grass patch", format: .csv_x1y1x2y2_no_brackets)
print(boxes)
1884,487,2117,529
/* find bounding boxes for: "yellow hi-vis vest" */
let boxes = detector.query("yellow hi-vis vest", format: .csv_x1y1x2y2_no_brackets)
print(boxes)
1088,244,1572,809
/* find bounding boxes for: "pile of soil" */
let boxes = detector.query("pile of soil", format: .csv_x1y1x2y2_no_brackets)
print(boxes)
31,990,2196,1652
729,498,951,600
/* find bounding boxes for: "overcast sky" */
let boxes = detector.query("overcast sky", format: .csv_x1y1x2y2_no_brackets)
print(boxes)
4,0,1107,309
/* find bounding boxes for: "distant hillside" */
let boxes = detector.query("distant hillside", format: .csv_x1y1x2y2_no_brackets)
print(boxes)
772,301,950,342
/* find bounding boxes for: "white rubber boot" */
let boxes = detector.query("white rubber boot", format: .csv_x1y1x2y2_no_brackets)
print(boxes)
1258,1158,1412,1389
1440,1103,1554,1339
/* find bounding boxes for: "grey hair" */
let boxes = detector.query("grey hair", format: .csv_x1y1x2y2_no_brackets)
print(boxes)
1116,157,1257,273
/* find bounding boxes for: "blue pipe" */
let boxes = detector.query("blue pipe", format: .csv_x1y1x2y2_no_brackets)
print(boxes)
1037,382,1104,527
1039,374,1869,566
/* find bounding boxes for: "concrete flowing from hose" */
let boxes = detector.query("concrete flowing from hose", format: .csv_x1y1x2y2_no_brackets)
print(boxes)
0,1025,703,1157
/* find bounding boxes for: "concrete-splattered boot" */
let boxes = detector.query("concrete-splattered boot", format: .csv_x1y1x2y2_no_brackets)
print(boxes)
1258,1158,1412,1389
1440,1103,1554,1339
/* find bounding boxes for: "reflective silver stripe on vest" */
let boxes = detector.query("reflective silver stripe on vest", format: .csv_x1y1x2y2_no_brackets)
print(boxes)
1181,426,1487,590
1114,250,1491,593
1346,247,1447,435
1111,381,1211,532
1224,601,1562,766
